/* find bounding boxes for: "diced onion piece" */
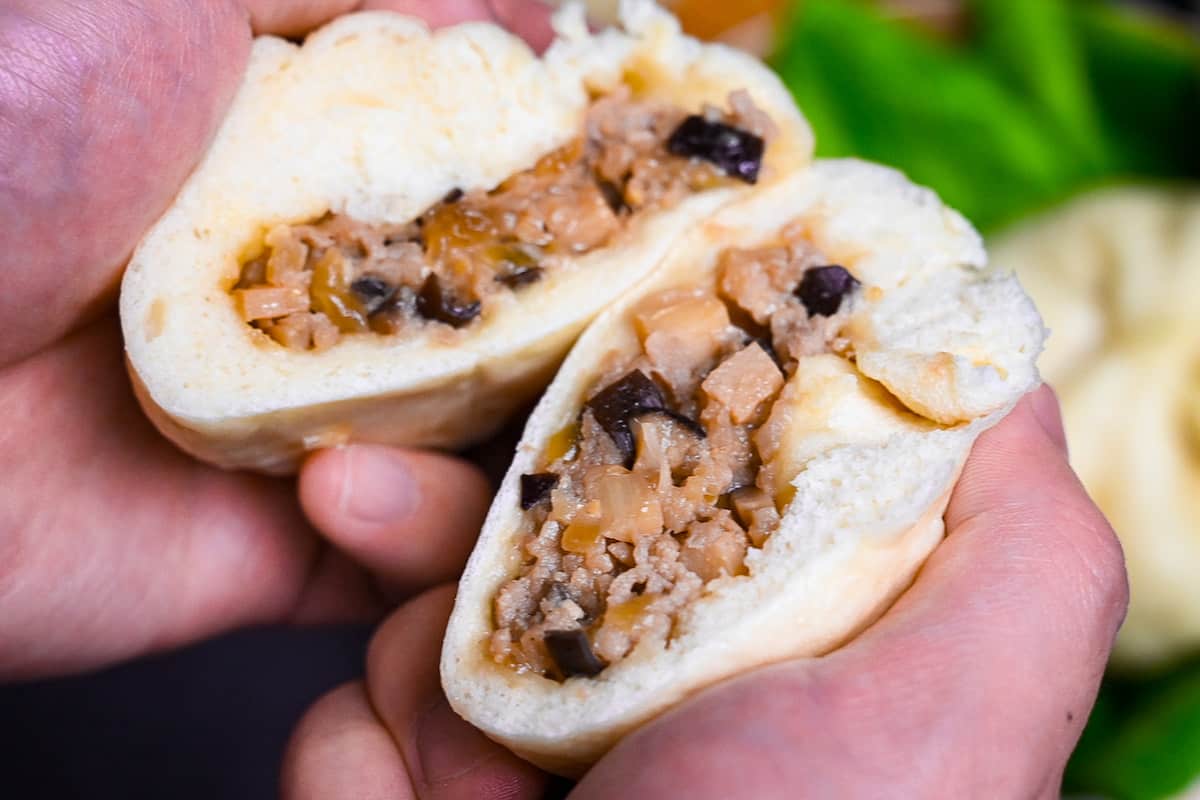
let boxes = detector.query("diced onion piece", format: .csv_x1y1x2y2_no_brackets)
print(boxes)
592,466,663,543
603,594,655,633
561,521,603,554
680,516,748,582
236,287,309,321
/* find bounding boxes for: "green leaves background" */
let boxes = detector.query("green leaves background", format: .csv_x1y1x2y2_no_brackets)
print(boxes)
772,0,1199,233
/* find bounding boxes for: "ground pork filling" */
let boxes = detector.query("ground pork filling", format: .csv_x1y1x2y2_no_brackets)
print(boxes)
231,90,776,351
490,224,862,680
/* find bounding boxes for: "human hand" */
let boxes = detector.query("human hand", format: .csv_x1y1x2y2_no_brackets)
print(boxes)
0,0,551,680
281,385,1129,799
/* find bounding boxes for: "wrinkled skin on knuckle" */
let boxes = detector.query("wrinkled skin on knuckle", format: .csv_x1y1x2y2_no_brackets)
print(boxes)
1079,513,1130,642
0,0,250,365
1003,480,1130,657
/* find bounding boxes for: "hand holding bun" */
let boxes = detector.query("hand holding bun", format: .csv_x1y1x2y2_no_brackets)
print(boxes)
0,0,552,682
0,0,1129,794
282,387,1128,799
112,0,1049,777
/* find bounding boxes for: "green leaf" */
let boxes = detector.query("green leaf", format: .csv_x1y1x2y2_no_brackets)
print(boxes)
968,0,1111,173
1067,664,1200,800
1073,1,1200,178
772,0,1091,231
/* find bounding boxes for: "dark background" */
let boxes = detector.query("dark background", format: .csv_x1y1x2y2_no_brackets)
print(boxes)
1,626,372,798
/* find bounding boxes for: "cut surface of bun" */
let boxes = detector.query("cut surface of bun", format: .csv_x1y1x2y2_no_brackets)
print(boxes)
120,1,811,474
441,159,1045,776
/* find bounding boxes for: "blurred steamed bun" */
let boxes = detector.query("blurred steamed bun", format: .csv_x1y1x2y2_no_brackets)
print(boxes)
989,186,1200,670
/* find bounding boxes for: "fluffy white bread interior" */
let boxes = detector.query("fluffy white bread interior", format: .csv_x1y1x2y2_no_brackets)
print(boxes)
119,1,812,474
990,186,1200,669
441,159,1046,776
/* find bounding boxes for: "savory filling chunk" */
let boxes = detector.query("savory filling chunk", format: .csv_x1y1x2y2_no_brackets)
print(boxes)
233,90,776,351
491,224,862,679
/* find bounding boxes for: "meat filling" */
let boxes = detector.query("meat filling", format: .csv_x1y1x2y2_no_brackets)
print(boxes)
490,224,862,680
233,90,776,351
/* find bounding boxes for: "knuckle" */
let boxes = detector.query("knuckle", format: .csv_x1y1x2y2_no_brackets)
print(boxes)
1090,518,1131,622
1061,502,1130,639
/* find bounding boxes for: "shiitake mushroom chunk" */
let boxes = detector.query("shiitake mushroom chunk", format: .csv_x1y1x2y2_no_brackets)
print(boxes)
666,116,764,184
350,276,396,316
544,629,606,679
519,473,558,510
585,370,704,467
795,265,860,317
416,275,481,328
585,370,668,466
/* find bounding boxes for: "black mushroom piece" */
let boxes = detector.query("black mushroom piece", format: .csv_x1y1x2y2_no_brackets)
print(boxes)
416,275,481,328
596,178,630,215
795,265,861,317
544,629,606,679
586,371,708,466
350,276,396,316
666,115,765,184
519,473,558,510
495,245,545,289
496,264,544,289
585,370,667,466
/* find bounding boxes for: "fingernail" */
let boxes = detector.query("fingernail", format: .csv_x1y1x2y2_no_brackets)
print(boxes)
339,447,421,524
1030,384,1069,455
416,698,498,787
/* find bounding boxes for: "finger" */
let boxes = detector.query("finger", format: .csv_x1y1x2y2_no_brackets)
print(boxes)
575,388,1128,798
0,317,385,680
365,586,547,800
1029,381,1069,454
360,0,557,50
800,385,1126,791
488,0,559,52
243,0,361,37
359,0,495,28
247,0,498,37
299,447,491,599
0,0,252,366
282,682,412,800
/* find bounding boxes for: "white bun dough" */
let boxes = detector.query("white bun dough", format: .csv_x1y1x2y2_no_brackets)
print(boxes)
120,1,812,474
